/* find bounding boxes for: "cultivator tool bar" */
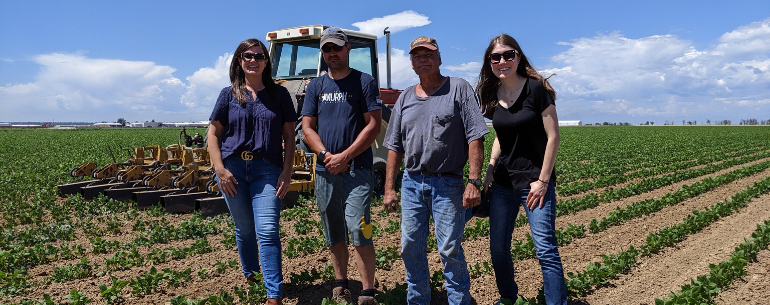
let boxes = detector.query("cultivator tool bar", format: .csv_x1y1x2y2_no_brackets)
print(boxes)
56,130,316,217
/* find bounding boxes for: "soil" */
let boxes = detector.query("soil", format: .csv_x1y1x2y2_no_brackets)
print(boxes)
580,192,770,304
4,162,770,305
713,248,770,305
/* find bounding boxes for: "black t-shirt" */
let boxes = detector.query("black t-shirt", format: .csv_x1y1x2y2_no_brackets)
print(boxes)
300,69,381,171
492,78,557,190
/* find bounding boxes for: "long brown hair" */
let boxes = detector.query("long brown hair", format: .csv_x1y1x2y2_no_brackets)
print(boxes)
229,38,280,106
476,34,556,119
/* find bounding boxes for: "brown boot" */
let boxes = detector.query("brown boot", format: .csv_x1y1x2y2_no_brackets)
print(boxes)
332,286,352,303
266,298,282,305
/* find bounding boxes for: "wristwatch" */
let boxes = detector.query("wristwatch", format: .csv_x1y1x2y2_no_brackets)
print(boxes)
319,150,328,161
468,178,483,188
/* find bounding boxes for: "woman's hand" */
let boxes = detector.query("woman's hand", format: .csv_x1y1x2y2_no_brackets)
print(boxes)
216,168,238,198
276,170,292,199
525,180,548,210
483,164,495,193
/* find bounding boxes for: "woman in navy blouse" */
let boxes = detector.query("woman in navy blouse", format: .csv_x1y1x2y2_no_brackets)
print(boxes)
207,38,297,304
476,34,566,305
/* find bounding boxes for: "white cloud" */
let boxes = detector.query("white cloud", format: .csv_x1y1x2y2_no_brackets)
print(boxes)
0,52,235,122
445,61,481,86
352,10,431,37
0,53,187,122
180,53,232,108
377,48,418,90
545,17,770,123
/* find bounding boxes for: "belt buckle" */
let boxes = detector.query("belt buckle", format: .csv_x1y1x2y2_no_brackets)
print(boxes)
241,151,254,161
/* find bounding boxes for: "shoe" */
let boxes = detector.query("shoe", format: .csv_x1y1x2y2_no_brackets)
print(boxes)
332,286,352,303
266,298,282,305
357,295,377,305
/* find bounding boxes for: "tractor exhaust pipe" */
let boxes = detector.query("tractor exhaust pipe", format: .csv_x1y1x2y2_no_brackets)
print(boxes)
384,27,391,89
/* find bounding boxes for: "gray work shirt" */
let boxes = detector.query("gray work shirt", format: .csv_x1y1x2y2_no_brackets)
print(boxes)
384,77,489,174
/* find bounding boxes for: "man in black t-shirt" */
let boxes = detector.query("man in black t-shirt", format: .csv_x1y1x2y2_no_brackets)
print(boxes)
301,26,382,305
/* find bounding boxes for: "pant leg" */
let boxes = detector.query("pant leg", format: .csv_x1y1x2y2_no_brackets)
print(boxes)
315,170,349,246
431,175,471,305
343,168,374,246
249,159,284,299
400,172,432,305
488,182,522,300
219,156,261,278
523,181,567,305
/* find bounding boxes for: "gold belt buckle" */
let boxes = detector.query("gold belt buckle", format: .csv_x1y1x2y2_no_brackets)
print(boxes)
241,151,254,161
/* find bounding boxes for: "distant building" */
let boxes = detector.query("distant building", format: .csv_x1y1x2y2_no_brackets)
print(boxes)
165,121,210,128
559,120,582,126
92,123,123,128
130,121,162,128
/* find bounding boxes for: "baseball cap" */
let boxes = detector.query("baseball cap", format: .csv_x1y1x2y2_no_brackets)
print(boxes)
409,36,439,54
320,26,348,46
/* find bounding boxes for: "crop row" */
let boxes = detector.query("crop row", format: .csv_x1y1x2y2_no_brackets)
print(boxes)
0,213,227,274
555,127,770,183
562,174,770,299
556,147,765,196
4,257,242,303
654,219,770,304
457,158,770,251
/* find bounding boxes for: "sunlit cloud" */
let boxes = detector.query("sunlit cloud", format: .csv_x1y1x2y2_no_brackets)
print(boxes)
352,10,431,38
0,53,186,122
377,48,418,90
543,17,770,122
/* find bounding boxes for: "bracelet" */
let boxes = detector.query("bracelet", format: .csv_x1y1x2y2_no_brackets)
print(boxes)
538,179,549,184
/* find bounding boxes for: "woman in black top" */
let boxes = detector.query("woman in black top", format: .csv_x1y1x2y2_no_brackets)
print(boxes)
476,34,566,304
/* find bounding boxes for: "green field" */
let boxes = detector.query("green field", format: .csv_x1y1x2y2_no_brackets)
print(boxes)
1,126,770,304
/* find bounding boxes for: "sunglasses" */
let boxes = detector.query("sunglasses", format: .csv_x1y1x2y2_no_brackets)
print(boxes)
321,44,345,53
489,50,518,64
241,52,266,61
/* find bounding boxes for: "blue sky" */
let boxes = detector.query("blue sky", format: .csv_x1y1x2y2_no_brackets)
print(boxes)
1,0,768,124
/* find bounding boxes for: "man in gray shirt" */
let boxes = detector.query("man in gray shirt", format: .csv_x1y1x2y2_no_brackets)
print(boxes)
383,36,488,305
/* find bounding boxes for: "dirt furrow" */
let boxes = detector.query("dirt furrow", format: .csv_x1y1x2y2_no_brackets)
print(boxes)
458,167,770,304
581,192,770,305
714,248,770,305
510,156,770,246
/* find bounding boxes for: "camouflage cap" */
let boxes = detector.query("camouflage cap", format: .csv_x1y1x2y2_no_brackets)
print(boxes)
409,36,439,53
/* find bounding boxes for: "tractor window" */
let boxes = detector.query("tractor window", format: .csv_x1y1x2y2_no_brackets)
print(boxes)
270,37,378,81
271,39,321,79
348,39,377,79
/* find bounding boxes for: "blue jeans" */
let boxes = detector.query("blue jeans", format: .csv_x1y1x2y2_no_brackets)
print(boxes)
315,168,374,246
489,181,566,305
218,156,283,299
400,172,470,305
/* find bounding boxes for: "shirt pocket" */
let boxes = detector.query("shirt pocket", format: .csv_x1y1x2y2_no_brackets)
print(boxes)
431,112,455,141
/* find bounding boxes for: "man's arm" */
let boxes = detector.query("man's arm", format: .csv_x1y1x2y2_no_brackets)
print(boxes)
463,137,484,208
324,109,382,174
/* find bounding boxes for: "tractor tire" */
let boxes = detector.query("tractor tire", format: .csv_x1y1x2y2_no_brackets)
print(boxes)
372,157,386,196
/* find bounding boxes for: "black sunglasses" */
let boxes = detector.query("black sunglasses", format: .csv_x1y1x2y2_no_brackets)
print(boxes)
321,44,345,53
241,52,266,61
489,50,518,64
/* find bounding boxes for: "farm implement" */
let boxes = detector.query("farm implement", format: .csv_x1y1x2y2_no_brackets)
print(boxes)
57,128,316,217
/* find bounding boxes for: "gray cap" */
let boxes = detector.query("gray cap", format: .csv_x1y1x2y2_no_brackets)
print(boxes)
320,26,348,46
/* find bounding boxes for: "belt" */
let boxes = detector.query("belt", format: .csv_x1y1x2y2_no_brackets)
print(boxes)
418,171,463,178
236,150,263,161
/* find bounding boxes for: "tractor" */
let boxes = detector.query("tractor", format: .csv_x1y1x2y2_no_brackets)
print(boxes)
56,25,401,216
266,24,402,196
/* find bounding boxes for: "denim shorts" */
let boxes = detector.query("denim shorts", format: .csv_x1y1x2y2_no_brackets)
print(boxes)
314,168,374,246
